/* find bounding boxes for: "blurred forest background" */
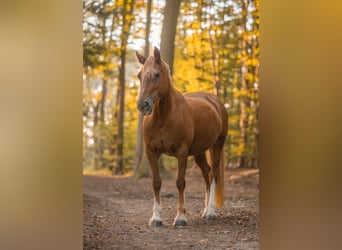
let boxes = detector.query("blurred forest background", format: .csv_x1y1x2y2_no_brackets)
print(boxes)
83,0,259,176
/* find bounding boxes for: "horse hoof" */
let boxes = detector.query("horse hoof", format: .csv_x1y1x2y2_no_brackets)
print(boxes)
173,219,187,227
149,219,163,227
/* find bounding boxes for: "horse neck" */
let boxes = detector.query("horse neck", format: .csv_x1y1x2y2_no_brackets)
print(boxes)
153,79,177,120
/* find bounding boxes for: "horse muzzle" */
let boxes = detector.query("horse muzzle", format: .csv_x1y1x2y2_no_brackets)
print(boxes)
137,98,154,115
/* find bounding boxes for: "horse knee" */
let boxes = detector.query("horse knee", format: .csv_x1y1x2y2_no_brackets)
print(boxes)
176,178,185,190
152,178,161,191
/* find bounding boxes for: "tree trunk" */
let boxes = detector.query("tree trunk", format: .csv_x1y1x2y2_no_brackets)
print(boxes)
239,0,249,168
208,1,220,97
108,87,119,173
209,31,220,97
98,79,107,169
134,113,144,172
250,3,259,168
114,0,135,175
134,0,152,174
115,51,126,175
93,101,101,169
100,79,107,122
160,0,181,74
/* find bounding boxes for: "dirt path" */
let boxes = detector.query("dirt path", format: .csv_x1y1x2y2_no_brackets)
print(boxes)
83,168,259,249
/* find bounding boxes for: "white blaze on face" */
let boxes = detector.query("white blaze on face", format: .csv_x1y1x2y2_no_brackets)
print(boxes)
142,69,157,84
139,87,144,97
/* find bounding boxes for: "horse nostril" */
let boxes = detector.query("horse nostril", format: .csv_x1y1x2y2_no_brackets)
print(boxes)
143,101,149,109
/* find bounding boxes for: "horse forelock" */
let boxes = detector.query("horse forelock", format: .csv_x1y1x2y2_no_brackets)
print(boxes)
140,56,171,84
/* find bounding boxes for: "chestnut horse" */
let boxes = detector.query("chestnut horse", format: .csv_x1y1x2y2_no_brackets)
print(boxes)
136,47,228,227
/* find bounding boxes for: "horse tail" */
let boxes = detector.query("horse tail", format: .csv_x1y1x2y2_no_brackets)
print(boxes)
215,150,225,208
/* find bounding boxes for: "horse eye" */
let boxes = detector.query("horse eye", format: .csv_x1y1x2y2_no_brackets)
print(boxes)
154,72,160,78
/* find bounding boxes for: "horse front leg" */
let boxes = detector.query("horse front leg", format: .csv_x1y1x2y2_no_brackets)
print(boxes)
146,148,162,227
173,155,188,226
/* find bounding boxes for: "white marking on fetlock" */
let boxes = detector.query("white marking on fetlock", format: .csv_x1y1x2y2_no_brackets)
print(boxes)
202,189,209,217
175,212,187,222
206,180,216,218
173,212,187,226
150,203,162,224
202,207,208,217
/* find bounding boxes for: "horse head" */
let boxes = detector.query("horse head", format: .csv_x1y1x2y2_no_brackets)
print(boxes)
135,47,171,115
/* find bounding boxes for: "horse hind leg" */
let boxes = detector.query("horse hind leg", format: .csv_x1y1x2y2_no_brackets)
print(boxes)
194,153,210,218
206,136,226,219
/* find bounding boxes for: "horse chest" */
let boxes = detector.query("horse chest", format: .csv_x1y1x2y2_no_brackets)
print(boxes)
144,125,180,155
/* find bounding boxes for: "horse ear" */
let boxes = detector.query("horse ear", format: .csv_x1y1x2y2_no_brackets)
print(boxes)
136,51,146,64
154,47,161,64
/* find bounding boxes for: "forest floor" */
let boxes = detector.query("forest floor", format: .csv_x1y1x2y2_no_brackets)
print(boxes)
83,167,259,249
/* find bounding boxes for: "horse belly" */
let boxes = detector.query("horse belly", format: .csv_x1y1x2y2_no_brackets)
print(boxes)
189,126,221,155
187,113,222,155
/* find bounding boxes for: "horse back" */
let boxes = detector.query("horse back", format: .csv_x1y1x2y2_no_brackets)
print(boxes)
184,92,228,126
